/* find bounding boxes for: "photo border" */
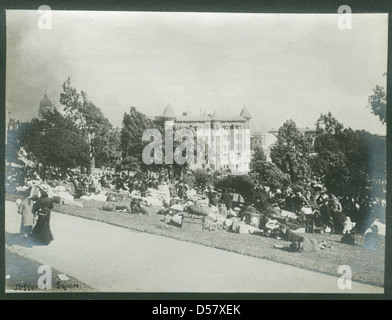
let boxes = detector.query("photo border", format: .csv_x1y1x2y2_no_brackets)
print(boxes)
0,0,391,304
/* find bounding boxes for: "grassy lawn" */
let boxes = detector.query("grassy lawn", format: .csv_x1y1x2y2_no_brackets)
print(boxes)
5,193,385,288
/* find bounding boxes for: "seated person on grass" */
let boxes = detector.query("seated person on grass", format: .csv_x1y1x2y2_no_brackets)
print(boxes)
341,231,356,246
130,198,148,215
157,200,170,215
364,225,381,251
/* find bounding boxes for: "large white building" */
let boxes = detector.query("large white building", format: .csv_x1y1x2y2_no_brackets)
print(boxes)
152,104,252,173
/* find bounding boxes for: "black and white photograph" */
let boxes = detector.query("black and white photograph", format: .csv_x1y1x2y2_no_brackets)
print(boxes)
3,7,388,297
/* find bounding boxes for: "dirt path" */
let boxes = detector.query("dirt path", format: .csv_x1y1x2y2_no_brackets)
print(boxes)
5,200,383,293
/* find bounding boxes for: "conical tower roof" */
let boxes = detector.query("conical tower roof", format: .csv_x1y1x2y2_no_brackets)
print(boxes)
240,106,252,119
211,110,219,119
202,110,211,119
162,103,176,118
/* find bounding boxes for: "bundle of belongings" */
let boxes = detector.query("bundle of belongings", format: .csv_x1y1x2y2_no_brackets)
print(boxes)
158,200,186,228
101,203,132,213
52,186,75,202
186,189,197,199
260,205,306,238
227,206,263,235
146,188,168,204
186,203,212,217
80,192,107,201
183,202,213,230
154,196,242,231
144,195,163,207
157,185,171,203
203,207,226,231
164,213,183,228
230,219,263,235
263,218,281,237
106,191,130,202
107,188,166,208
280,210,297,219
30,184,84,208
101,195,149,215
189,194,209,206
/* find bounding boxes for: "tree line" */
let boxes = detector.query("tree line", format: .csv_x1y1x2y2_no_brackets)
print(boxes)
9,77,386,224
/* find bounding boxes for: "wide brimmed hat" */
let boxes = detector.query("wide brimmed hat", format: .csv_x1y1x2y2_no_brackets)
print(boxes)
38,184,49,193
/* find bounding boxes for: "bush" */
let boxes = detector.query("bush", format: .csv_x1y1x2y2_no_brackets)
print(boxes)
215,174,255,202
252,160,289,191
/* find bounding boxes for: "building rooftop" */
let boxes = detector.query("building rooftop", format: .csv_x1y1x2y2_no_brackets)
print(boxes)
161,103,176,118
202,110,210,118
212,116,247,122
176,116,212,122
240,106,252,119
157,105,250,123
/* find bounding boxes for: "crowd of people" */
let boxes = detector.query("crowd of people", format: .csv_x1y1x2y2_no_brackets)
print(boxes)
6,161,385,251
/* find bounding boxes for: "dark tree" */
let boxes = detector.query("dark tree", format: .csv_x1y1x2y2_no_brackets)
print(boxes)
252,160,289,191
311,112,386,227
120,106,163,170
368,73,387,124
193,168,214,191
270,119,311,183
18,109,90,178
60,78,120,171
252,143,266,163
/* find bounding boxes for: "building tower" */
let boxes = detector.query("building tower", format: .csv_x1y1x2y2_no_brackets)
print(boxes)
239,106,252,129
38,93,55,120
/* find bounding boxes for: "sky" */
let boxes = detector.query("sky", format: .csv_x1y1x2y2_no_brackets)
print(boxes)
5,10,388,135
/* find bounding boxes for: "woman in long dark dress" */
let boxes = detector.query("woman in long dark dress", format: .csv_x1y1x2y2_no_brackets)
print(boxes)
31,187,54,245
